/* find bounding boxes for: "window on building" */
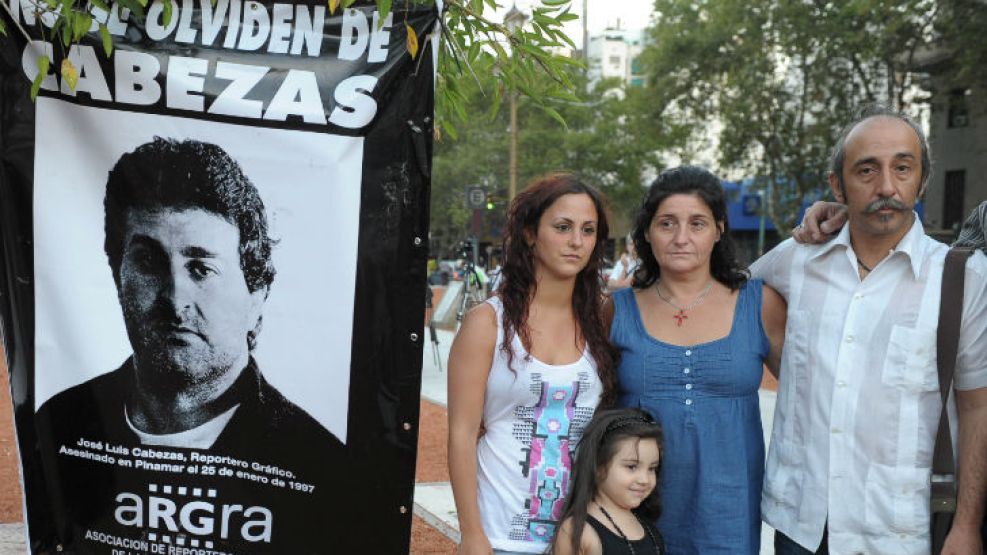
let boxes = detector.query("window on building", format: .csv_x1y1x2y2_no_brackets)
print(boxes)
609,55,622,68
948,89,969,128
944,170,966,230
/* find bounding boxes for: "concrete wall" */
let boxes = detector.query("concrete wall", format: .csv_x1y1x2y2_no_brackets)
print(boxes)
924,85,987,230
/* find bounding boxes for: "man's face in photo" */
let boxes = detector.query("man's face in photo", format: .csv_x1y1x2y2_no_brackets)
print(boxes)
116,207,266,388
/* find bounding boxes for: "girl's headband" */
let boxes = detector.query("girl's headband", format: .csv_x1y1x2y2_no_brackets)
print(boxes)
602,413,656,437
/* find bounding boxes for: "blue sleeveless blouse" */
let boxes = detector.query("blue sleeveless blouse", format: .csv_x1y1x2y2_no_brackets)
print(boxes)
611,280,769,555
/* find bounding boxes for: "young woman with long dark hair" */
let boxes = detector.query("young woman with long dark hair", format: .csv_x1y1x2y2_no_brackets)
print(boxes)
448,173,618,555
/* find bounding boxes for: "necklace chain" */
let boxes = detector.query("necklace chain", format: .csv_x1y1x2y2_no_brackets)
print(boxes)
596,503,661,555
655,280,714,327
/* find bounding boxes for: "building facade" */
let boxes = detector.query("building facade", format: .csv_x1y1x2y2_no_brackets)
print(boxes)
586,27,646,90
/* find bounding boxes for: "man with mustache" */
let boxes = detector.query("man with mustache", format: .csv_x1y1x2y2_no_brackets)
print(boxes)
750,106,987,554
34,137,346,553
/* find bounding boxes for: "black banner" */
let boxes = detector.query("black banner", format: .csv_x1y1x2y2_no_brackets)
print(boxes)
0,0,436,552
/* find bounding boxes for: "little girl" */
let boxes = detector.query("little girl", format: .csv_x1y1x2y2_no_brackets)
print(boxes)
551,408,665,555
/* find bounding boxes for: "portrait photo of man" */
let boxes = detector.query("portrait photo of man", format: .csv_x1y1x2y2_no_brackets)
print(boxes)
29,108,365,552
37,136,341,453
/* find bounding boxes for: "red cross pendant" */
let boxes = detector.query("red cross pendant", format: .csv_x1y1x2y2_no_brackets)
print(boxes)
672,310,688,326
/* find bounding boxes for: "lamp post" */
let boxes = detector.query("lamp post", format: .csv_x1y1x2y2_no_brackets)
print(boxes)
504,4,527,200
582,0,588,64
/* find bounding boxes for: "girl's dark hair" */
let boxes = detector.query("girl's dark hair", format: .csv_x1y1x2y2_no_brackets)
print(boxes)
550,408,664,555
631,165,748,290
499,173,619,406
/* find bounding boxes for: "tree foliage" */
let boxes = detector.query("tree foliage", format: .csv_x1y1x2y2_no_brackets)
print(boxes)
429,56,686,257
934,0,987,94
639,0,938,231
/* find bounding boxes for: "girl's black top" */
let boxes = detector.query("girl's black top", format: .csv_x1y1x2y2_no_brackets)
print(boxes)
586,514,664,555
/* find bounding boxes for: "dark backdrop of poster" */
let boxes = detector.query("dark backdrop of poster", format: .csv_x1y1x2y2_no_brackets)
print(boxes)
0,0,437,553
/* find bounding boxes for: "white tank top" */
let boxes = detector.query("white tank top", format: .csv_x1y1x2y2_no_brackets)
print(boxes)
477,297,603,553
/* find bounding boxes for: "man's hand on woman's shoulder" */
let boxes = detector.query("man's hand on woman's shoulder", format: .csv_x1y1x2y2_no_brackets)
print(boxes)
792,201,847,244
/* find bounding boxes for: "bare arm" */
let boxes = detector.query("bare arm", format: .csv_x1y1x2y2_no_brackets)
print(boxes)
942,386,987,555
792,201,848,244
761,284,787,379
447,303,497,555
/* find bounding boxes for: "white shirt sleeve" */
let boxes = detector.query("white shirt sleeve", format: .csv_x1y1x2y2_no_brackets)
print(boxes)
956,250,987,391
750,238,797,301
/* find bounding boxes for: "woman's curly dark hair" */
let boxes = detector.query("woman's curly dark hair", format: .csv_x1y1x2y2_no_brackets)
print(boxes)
631,166,748,291
498,173,619,406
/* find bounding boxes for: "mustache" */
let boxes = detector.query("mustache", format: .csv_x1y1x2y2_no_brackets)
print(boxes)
863,198,908,214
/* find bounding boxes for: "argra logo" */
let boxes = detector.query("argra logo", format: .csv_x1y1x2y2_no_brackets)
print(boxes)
114,484,272,546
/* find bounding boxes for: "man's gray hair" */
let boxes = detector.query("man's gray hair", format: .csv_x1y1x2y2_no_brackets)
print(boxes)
829,104,931,194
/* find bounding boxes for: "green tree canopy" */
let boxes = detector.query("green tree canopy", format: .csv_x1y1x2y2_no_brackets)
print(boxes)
429,56,686,257
639,0,938,231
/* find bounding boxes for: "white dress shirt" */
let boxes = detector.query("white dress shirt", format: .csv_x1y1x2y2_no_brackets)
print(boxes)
751,215,987,554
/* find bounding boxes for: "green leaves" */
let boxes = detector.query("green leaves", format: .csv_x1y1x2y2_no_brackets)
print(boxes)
99,23,113,56
161,0,173,27
436,0,585,133
31,56,50,101
377,0,392,27
638,0,938,232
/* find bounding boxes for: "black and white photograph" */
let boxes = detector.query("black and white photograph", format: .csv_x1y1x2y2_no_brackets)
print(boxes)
30,96,365,553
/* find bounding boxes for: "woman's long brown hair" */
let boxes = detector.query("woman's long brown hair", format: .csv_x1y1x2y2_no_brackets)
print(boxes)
497,173,618,407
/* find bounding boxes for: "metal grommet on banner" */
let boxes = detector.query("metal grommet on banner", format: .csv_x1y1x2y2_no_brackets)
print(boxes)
403,422,412,431
56,545,63,552
414,236,422,246
399,505,408,514
410,332,419,342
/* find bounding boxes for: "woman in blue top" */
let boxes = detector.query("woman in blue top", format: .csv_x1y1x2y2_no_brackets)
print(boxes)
606,166,787,554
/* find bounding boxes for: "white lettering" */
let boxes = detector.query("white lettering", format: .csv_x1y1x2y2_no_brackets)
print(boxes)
174,0,198,43
114,50,161,105
209,61,267,118
146,0,179,40
114,493,143,527
220,504,242,539
166,56,208,111
240,507,273,543
61,44,112,100
267,3,292,54
179,501,214,535
338,8,368,61
237,1,270,51
291,4,324,57
199,0,229,46
222,0,242,48
367,10,392,63
148,496,179,532
328,74,378,128
264,69,326,124
21,41,57,92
